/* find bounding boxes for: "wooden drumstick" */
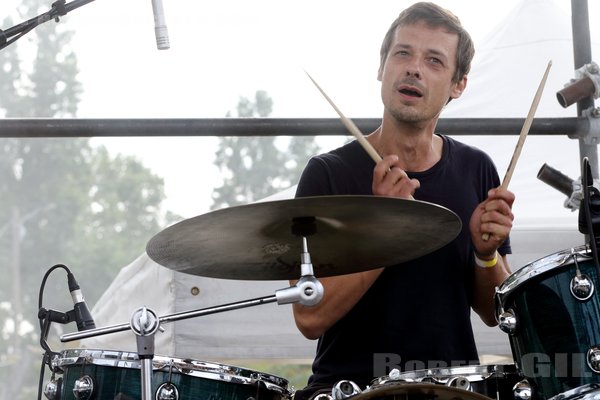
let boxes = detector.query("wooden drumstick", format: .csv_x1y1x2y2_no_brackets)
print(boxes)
304,70,383,163
482,60,552,241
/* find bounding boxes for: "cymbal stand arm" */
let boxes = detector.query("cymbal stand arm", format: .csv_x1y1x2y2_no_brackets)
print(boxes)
60,295,279,342
275,236,324,306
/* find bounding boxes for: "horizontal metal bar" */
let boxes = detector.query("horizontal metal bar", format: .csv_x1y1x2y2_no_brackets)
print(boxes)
0,117,586,138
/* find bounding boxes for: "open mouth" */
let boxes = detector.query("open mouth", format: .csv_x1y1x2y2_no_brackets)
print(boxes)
399,87,423,98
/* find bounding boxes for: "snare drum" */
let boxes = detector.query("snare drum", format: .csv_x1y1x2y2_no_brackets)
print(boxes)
49,348,291,400
368,364,521,399
496,246,600,400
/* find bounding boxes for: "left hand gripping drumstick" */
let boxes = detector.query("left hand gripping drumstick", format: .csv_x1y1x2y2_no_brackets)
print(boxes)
482,60,552,242
304,71,382,163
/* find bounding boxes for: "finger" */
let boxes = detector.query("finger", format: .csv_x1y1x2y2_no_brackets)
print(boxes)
373,155,399,180
487,188,516,207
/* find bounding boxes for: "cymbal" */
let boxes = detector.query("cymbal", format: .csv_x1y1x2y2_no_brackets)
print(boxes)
146,195,462,280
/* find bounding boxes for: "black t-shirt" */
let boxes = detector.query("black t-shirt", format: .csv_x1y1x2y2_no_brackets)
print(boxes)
294,135,511,390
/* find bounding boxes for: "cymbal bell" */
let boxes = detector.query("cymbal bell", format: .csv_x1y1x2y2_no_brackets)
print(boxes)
146,195,462,280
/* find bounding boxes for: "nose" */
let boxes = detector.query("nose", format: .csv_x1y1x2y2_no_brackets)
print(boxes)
405,58,422,79
406,67,421,79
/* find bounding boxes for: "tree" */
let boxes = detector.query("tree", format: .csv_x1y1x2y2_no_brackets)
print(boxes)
211,90,320,209
0,3,176,398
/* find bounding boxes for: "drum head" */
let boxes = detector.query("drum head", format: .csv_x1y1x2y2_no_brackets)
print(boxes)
352,382,497,400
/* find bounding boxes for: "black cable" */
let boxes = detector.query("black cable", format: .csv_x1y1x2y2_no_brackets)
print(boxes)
36,352,47,400
38,264,70,312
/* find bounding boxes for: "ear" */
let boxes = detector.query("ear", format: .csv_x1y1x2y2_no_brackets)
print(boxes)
377,65,383,82
450,75,467,99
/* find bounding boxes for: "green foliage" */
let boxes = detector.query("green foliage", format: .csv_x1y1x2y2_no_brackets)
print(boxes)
211,91,320,209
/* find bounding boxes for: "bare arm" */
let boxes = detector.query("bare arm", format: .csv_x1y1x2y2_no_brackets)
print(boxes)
472,254,510,326
469,187,515,326
290,268,383,339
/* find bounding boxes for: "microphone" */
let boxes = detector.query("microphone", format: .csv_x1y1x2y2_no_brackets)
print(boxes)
537,163,575,197
67,272,96,331
151,0,170,50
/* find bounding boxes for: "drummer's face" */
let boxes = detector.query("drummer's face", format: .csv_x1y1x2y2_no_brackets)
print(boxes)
378,21,466,123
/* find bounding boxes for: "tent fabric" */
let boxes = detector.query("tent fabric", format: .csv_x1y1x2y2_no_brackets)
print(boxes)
84,0,596,363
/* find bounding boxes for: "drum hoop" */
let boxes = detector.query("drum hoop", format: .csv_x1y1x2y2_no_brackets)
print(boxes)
496,245,591,302
54,348,289,390
547,383,600,400
360,381,496,400
372,364,517,386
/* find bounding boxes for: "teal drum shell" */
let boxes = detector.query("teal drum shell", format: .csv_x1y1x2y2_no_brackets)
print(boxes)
54,348,291,400
496,246,600,400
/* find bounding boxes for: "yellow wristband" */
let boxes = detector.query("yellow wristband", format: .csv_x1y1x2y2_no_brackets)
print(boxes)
474,251,498,268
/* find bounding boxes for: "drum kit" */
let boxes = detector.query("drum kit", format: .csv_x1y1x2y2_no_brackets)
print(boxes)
37,180,600,400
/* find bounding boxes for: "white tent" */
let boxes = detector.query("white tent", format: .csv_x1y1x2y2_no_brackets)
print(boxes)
83,0,596,365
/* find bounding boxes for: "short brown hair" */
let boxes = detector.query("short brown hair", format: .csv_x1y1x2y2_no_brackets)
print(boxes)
379,2,474,83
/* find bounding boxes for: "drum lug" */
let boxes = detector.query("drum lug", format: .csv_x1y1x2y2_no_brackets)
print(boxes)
446,375,470,391
43,376,62,400
155,382,179,400
512,379,532,400
72,375,94,400
570,273,595,301
587,346,600,373
498,309,518,334
332,379,362,399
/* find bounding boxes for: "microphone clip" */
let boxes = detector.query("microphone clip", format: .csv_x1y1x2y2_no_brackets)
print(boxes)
38,307,71,325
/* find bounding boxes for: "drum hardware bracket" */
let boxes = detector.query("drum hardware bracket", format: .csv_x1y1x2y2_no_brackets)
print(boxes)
587,346,600,373
497,307,517,335
275,236,325,307
72,375,94,400
332,379,362,399
512,379,532,400
156,359,180,400
43,371,62,400
570,256,595,301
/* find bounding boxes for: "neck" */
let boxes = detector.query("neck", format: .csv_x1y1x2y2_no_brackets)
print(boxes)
367,119,443,172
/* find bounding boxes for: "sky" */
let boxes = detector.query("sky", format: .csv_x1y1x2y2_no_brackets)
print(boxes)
2,0,598,223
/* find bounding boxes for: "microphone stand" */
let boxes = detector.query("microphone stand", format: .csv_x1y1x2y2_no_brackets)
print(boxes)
0,0,95,50
37,306,80,400
59,235,324,400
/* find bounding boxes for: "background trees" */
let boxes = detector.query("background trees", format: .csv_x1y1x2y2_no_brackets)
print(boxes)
212,90,319,209
0,5,172,398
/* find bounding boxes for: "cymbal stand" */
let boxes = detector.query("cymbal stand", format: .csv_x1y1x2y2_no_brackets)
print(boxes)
130,307,161,400
59,235,323,399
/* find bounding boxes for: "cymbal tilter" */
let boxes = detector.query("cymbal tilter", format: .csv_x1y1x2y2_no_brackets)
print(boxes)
276,235,324,307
